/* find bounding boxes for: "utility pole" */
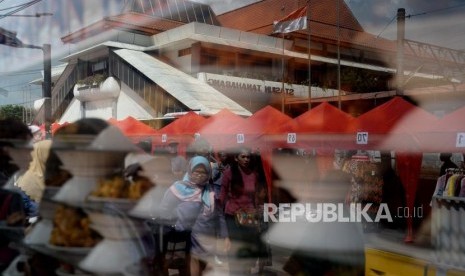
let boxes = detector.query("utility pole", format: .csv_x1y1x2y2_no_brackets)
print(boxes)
21,43,52,137
0,28,52,137
396,8,405,96
42,44,52,138
281,5,286,113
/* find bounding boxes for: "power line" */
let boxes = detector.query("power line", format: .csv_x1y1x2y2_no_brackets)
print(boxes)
373,3,465,39
376,15,396,38
407,3,465,18
0,0,41,12
0,12,52,17
0,0,42,20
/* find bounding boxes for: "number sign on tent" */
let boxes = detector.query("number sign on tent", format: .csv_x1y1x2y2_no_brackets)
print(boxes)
198,109,248,151
154,112,207,146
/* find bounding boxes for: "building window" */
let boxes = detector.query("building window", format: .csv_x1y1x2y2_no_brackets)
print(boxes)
91,60,107,73
178,48,191,57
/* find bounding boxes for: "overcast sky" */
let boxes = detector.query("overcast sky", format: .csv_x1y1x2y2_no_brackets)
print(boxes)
0,0,464,106
346,0,465,49
196,0,465,49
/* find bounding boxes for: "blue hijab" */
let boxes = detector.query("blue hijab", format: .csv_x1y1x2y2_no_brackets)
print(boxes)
169,156,214,213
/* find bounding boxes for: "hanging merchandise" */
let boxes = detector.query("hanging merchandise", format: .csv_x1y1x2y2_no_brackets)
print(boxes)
342,152,384,230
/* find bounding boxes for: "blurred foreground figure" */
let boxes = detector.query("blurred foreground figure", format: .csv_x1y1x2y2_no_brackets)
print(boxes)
45,118,109,187
28,125,43,143
0,119,32,273
267,150,365,276
16,140,52,217
0,119,32,184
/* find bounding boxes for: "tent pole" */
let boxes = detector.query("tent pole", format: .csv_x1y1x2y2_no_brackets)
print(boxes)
337,0,342,110
307,0,312,110
281,32,285,113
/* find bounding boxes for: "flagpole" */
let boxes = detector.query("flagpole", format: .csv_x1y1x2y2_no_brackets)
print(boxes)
281,33,285,113
273,4,308,112
337,0,342,110
307,1,312,110
281,6,285,113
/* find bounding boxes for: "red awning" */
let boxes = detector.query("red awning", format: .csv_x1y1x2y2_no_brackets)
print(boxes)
354,97,439,151
416,105,465,153
198,109,248,151
266,102,356,150
154,112,207,146
110,116,158,137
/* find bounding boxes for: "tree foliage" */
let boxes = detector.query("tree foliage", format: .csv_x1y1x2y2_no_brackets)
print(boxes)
76,73,107,86
0,105,24,121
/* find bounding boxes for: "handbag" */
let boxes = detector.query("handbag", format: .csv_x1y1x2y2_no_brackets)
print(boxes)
234,208,260,228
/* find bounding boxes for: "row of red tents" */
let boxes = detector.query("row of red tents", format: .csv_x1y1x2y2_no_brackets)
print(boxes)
148,96,463,243
47,96,464,242
48,96,464,154
152,96,464,154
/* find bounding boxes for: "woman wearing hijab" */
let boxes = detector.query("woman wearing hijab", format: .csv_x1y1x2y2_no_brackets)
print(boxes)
16,139,52,217
159,156,228,275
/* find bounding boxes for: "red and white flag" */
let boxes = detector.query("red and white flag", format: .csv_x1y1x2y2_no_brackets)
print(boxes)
273,6,308,34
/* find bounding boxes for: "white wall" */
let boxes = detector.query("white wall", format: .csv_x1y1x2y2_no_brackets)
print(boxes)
163,49,192,74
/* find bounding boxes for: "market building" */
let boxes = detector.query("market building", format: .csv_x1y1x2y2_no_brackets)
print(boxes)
32,0,465,127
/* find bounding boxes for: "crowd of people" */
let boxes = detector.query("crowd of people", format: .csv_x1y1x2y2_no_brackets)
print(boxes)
3,117,460,275
153,136,271,275
0,118,275,275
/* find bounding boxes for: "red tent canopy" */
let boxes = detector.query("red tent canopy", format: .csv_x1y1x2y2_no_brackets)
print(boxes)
197,109,248,151
417,105,465,153
160,112,206,136
260,103,356,182
111,116,158,137
266,102,355,150
295,102,355,133
247,106,293,134
154,112,207,148
436,106,465,152
354,96,439,151
238,106,293,149
295,102,355,149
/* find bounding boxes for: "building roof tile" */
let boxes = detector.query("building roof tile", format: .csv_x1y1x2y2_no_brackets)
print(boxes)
218,0,363,33
217,0,397,52
62,12,183,43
